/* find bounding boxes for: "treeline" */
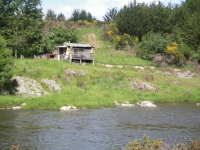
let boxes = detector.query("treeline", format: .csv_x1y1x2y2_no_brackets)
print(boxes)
103,0,200,64
0,0,99,58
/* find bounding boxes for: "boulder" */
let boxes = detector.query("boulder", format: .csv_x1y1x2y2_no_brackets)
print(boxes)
12,106,21,110
114,101,135,107
60,106,77,111
41,79,61,92
136,101,157,107
11,76,48,97
131,78,158,91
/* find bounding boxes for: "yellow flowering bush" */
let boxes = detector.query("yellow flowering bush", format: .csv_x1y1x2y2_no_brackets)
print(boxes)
114,33,137,49
166,42,186,66
107,30,113,36
114,36,120,43
92,20,97,26
83,20,91,26
166,42,184,58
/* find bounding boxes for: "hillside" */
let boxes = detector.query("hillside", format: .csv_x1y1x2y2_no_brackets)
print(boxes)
0,28,200,110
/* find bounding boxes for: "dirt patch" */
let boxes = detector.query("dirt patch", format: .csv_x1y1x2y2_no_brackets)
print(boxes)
82,33,101,48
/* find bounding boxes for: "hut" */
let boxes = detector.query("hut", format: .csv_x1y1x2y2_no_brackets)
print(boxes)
55,43,95,64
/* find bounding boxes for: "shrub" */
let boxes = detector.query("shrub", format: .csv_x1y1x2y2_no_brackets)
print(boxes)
124,135,169,150
0,35,13,90
139,32,170,60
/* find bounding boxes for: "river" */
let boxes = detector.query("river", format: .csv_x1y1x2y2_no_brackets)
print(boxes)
0,103,199,150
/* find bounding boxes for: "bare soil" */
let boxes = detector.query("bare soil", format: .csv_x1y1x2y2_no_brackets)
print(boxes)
82,33,101,48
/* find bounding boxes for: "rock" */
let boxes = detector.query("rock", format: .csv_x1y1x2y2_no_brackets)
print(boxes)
175,71,196,78
136,101,157,107
197,103,200,106
12,106,21,110
133,66,145,70
114,101,120,106
60,106,77,111
77,69,87,76
117,65,123,68
0,90,9,95
121,103,135,107
11,76,48,97
105,64,113,68
21,103,27,106
41,79,61,92
131,78,158,91
114,101,135,107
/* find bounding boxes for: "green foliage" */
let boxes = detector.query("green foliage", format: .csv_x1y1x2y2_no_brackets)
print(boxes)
45,25,78,51
125,135,167,150
69,9,96,22
45,9,57,20
149,1,172,33
124,135,200,150
169,0,200,50
139,32,170,60
0,36,13,87
116,1,152,40
0,0,44,57
57,13,66,22
103,7,118,23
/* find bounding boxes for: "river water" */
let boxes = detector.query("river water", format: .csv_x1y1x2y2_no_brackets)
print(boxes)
0,103,199,150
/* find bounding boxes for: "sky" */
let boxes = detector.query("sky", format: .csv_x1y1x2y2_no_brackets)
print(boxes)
41,0,182,21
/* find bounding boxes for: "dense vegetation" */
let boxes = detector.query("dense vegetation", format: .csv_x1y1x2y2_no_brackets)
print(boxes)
0,35,13,90
104,0,200,65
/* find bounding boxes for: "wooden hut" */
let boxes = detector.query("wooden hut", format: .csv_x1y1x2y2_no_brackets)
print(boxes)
55,43,95,64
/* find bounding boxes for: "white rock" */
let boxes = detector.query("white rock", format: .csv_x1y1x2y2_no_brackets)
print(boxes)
120,103,135,107
197,103,200,106
134,66,144,70
136,101,157,107
105,64,113,68
117,65,123,68
60,106,77,111
21,103,27,106
41,79,61,92
114,101,120,106
114,101,134,107
12,106,21,110
11,76,48,97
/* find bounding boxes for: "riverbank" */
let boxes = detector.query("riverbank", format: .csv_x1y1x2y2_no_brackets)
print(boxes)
0,58,200,110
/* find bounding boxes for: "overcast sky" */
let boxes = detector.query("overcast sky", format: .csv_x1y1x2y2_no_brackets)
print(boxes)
41,0,182,21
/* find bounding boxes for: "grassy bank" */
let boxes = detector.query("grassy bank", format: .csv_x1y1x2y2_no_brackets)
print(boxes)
0,58,199,110
0,28,200,110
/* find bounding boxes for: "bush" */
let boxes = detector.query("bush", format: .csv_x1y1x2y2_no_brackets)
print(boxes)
124,135,200,150
0,35,13,90
139,32,170,60
124,135,169,150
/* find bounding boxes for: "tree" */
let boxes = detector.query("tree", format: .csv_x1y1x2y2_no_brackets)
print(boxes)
57,13,65,22
116,1,152,40
0,0,44,57
45,9,57,20
149,1,172,33
103,7,118,23
45,25,78,51
69,9,96,22
0,35,13,90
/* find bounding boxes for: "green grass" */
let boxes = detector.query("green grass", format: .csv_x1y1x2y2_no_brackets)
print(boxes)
0,27,200,110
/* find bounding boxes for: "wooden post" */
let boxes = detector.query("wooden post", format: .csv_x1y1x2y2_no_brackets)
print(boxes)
93,51,95,66
80,52,82,64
